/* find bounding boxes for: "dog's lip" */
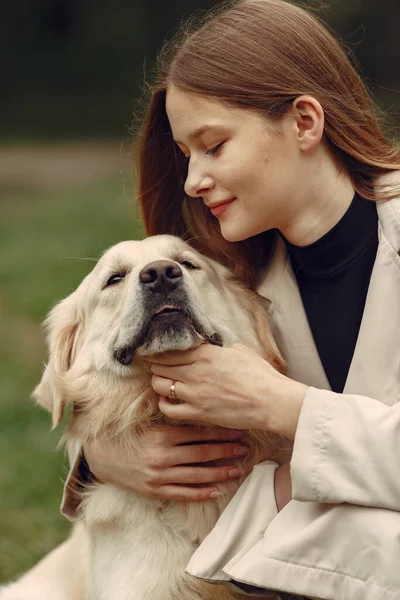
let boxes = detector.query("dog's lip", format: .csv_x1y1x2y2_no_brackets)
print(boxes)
154,305,183,315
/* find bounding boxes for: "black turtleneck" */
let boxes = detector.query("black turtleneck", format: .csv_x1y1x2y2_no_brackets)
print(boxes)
282,193,378,393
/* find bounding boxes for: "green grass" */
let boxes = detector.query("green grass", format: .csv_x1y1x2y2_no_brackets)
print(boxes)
0,173,144,581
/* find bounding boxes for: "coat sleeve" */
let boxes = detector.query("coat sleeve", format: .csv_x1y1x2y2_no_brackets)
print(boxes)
185,460,279,589
291,386,400,509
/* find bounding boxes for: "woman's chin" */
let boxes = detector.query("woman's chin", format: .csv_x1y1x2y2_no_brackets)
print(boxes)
219,222,260,243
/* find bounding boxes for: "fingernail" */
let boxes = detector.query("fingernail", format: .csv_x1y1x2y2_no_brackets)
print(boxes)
233,446,249,456
229,467,242,478
228,430,244,439
210,490,224,498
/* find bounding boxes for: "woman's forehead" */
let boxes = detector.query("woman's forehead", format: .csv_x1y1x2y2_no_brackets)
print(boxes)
165,85,241,141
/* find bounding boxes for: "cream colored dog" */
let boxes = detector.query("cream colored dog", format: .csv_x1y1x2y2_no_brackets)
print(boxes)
1,235,290,600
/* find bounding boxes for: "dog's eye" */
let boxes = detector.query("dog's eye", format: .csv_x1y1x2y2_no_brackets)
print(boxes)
105,273,125,287
180,259,199,270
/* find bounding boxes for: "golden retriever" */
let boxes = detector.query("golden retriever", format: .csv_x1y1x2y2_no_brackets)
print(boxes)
1,235,290,600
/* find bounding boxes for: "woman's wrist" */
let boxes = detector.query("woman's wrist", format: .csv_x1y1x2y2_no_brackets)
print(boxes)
257,375,308,440
279,379,308,439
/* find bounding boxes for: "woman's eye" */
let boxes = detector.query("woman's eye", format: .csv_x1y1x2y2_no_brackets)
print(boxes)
180,259,199,270
206,142,224,156
105,273,125,287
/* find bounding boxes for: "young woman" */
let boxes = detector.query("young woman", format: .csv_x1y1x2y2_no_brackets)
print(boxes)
65,1,400,598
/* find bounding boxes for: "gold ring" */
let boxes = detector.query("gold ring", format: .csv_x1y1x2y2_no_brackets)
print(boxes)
168,380,177,402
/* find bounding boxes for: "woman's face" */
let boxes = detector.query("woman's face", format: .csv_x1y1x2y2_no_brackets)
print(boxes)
165,85,304,242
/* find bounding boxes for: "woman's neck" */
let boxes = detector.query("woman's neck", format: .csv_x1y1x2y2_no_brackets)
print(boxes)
279,152,355,247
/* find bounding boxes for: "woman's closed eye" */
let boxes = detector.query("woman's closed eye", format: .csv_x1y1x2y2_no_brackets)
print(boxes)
206,142,224,156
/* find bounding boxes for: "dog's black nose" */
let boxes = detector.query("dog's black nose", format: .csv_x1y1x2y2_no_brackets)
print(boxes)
139,260,183,292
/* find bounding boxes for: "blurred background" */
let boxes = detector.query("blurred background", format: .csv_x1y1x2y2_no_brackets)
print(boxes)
0,0,399,583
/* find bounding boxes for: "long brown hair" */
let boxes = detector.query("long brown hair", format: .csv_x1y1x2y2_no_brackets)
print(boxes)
136,0,400,289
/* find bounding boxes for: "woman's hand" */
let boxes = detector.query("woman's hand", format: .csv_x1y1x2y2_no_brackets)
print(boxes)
149,343,308,440
84,424,249,501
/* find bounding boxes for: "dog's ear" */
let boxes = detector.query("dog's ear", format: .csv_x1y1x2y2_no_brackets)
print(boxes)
33,292,81,428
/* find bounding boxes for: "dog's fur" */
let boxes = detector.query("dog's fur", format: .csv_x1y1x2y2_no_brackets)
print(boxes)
1,235,291,600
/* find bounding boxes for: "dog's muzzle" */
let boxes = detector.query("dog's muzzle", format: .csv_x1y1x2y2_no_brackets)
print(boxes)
113,260,223,366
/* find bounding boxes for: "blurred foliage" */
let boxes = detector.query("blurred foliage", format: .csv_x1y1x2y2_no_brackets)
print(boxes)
1,0,399,139
0,167,143,581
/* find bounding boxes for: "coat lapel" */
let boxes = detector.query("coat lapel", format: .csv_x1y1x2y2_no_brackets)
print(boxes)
344,198,400,404
257,236,331,391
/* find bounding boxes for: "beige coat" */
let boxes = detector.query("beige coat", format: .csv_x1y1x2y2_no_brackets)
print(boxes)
186,185,400,600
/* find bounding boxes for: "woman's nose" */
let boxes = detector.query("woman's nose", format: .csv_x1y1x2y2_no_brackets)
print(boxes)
184,159,214,198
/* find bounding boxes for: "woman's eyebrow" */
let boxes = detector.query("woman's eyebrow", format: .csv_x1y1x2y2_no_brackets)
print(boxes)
174,125,215,144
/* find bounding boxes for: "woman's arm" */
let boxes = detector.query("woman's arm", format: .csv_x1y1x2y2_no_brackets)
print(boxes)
150,343,307,438
86,424,248,500
150,343,400,511
61,424,250,519
290,386,400,509
240,385,400,512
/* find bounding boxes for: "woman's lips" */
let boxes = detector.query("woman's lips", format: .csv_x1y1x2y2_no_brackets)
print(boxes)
209,198,235,217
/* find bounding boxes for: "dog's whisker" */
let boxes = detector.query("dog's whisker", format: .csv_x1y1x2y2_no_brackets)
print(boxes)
59,256,99,262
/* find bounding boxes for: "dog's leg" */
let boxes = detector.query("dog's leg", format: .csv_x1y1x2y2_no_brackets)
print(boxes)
0,523,91,600
84,487,225,600
86,486,270,600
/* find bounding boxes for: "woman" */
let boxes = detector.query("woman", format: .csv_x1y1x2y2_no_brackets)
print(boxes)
65,0,400,598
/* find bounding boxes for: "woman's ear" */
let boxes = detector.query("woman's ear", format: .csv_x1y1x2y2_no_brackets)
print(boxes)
33,292,82,428
291,94,325,151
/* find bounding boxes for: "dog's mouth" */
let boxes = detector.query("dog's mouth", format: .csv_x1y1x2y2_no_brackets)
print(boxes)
114,302,222,367
153,304,183,317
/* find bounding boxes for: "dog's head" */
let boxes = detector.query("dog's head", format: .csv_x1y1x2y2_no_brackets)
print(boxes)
34,235,284,438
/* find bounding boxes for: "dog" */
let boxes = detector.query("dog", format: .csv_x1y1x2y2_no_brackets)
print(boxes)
1,235,291,600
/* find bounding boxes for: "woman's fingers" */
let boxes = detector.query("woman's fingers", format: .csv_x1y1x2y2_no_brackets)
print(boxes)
160,424,244,445
84,424,248,501
155,485,224,502
169,441,249,466
145,349,197,366
152,376,187,401
157,464,244,486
